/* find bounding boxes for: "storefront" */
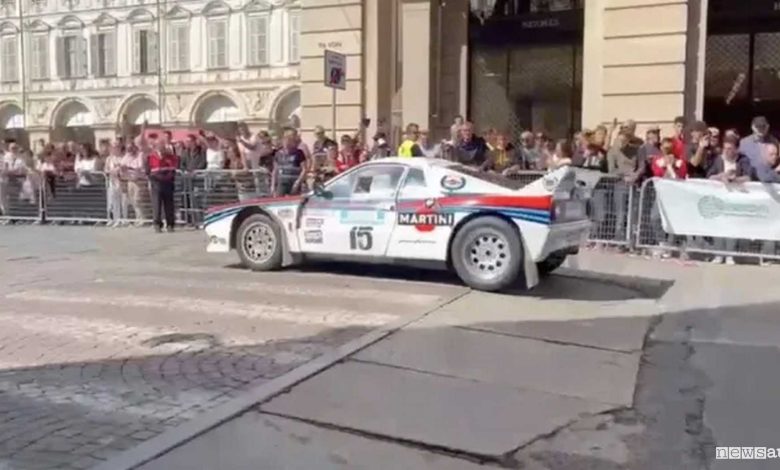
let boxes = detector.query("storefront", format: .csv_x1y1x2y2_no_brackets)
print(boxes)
469,0,584,139
704,0,780,134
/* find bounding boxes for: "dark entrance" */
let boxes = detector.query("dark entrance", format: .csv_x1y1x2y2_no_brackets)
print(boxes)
705,0,780,135
469,0,584,140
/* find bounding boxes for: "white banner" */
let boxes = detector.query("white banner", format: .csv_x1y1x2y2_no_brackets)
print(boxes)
653,178,780,240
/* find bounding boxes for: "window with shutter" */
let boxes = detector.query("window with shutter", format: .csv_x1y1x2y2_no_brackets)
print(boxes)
148,30,158,72
30,34,46,79
77,36,87,77
56,36,66,78
288,12,300,64
89,34,98,76
103,30,115,76
168,23,188,71
207,19,226,69
1,36,17,82
133,28,142,74
247,16,268,66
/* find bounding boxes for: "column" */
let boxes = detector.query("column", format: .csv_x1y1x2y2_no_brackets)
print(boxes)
581,0,691,135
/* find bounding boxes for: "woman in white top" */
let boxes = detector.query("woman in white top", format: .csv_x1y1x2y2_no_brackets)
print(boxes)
74,144,98,188
105,142,128,227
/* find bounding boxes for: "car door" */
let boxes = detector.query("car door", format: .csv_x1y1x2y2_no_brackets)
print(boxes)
297,164,407,257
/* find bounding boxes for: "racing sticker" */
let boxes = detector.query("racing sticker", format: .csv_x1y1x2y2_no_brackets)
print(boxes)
278,208,295,219
398,211,454,232
304,230,323,244
339,210,386,226
305,217,324,228
440,174,466,192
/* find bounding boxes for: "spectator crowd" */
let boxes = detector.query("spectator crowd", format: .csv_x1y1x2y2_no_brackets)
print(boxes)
1,114,779,263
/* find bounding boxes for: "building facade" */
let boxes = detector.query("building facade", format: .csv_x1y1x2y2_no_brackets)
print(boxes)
300,0,780,144
0,0,302,145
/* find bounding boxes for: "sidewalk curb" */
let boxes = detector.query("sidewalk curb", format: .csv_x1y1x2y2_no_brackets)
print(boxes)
95,289,469,470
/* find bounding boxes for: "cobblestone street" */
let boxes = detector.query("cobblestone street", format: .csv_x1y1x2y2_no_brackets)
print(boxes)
0,226,466,470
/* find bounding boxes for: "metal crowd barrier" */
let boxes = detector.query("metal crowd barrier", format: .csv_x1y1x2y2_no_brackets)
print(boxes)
44,171,109,222
634,178,780,262
0,173,41,222
187,169,271,225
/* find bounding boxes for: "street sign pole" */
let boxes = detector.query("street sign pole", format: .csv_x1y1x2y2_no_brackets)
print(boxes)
324,49,347,141
332,87,337,140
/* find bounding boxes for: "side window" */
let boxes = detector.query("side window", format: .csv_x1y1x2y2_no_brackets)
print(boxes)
325,166,405,199
398,168,428,199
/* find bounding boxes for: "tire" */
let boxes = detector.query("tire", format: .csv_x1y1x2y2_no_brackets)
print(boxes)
536,250,568,277
450,216,523,292
236,213,283,271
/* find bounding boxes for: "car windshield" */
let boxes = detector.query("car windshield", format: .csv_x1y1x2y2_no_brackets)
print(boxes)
448,165,529,190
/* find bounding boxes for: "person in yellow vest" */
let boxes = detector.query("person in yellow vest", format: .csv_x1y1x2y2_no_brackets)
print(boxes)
397,123,424,158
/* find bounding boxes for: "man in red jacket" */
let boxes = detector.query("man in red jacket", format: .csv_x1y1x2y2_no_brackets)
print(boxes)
146,134,179,233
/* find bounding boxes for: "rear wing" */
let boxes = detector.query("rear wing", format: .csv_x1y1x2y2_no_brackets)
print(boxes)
517,167,604,200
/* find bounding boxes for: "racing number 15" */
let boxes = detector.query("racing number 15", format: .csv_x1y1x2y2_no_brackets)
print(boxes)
349,227,373,251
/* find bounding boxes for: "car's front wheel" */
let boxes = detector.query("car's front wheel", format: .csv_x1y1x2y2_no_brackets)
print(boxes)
450,216,523,292
537,250,568,277
236,214,283,271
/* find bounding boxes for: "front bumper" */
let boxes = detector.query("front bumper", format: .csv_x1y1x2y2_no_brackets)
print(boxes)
204,216,234,253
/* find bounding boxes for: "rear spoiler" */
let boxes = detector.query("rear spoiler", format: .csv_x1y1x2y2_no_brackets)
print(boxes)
517,167,604,199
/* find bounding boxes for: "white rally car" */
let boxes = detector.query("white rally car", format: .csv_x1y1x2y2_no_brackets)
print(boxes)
204,158,601,292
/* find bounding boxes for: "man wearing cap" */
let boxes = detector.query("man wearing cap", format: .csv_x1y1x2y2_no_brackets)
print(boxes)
687,120,717,179
740,116,779,168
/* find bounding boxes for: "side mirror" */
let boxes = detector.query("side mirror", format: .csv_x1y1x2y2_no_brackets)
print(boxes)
312,182,333,200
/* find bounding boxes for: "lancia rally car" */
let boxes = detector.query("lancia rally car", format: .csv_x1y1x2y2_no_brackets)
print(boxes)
204,158,601,292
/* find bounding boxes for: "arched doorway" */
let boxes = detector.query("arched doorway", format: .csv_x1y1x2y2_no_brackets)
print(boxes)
0,104,28,148
272,88,301,132
118,95,160,139
50,100,95,144
193,93,240,138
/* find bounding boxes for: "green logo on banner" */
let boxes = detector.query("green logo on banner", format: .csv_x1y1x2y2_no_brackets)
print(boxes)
697,195,769,219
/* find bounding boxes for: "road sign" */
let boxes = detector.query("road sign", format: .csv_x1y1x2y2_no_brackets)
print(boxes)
324,49,347,91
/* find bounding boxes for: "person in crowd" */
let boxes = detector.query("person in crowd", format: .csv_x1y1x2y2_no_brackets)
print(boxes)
74,142,99,188
740,116,779,168
593,124,612,153
225,141,255,202
637,127,662,170
708,127,722,155
161,130,176,155
338,134,366,170
122,142,147,227
646,137,687,258
105,141,127,227
482,132,517,173
707,136,752,265
671,115,687,160
621,119,644,147
580,139,608,172
724,128,740,141
0,142,28,215
453,121,488,166
608,131,644,245
236,122,263,171
398,123,424,157
271,127,308,197
201,132,225,171
179,134,207,173
36,147,59,201
368,132,391,160
147,136,179,233
516,131,540,169
450,115,464,145
312,125,336,155
751,142,780,264
483,128,499,151
549,139,574,169
687,121,717,179
418,130,442,158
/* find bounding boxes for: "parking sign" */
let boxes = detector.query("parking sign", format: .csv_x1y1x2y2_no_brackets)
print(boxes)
324,50,346,90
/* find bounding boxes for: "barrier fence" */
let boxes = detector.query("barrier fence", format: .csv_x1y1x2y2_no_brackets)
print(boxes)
1,169,777,263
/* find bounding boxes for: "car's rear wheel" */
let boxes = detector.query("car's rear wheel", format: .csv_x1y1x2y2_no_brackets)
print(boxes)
450,216,523,292
537,250,568,277
236,214,282,271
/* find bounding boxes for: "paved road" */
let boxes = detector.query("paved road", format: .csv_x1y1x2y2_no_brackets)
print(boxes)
0,226,466,470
